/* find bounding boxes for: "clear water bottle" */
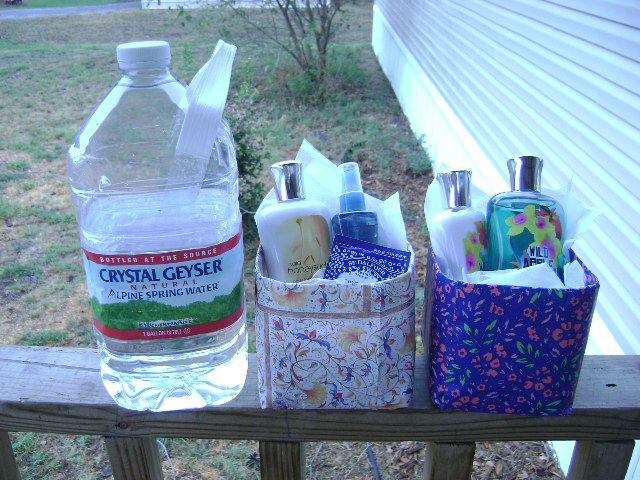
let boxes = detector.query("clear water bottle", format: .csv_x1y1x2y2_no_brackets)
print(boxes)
68,41,247,411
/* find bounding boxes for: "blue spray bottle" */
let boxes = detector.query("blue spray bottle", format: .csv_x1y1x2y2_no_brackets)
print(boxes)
330,162,379,244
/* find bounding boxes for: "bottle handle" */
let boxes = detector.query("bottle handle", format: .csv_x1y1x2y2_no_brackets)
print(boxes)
174,40,237,176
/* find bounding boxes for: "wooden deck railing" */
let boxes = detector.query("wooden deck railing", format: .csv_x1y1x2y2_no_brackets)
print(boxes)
0,346,638,479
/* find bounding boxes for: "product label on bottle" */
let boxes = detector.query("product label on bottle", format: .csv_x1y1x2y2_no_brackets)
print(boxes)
83,231,244,340
505,204,564,269
277,215,330,283
462,221,487,273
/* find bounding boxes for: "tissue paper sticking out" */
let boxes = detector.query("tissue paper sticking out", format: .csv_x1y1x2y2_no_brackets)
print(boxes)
256,140,409,251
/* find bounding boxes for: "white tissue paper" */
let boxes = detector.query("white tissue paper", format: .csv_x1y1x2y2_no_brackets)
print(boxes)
257,139,408,251
256,140,409,285
424,174,597,289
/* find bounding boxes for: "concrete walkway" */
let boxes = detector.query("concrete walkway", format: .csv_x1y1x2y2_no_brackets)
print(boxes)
0,1,138,20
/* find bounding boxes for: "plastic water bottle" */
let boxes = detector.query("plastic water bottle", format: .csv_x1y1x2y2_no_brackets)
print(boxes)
68,41,247,411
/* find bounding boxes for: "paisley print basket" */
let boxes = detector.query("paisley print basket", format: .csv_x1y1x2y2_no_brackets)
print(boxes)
255,246,416,409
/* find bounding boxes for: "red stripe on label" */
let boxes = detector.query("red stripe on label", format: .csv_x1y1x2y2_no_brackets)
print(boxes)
93,306,244,340
83,231,242,266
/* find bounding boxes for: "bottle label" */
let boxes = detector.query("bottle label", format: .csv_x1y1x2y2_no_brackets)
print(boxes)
83,231,244,340
505,204,564,269
462,221,488,273
277,215,330,283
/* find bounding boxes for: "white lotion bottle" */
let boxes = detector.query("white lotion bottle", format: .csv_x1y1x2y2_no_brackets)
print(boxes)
255,160,332,283
429,170,487,279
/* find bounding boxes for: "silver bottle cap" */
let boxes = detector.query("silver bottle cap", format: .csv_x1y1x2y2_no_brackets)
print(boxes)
270,160,305,202
508,156,542,192
437,170,471,208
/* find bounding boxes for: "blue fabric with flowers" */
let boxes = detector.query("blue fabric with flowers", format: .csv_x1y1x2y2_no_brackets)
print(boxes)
428,250,599,415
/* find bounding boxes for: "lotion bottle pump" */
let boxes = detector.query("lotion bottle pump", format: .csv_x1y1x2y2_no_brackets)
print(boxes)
429,170,487,278
255,160,331,283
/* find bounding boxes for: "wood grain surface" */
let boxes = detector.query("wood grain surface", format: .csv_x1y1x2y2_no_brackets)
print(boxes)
566,440,636,480
104,436,164,480
0,347,638,442
259,441,304,480
423,442,475,480
0,430,20,480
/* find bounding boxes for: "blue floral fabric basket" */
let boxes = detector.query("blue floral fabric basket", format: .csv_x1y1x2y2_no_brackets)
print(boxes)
424,250,599,415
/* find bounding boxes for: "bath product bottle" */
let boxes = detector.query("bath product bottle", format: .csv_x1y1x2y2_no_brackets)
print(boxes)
486,156,566,271
256,160,331,283
68,41,247,412
429,170,487,278
331,162,379,244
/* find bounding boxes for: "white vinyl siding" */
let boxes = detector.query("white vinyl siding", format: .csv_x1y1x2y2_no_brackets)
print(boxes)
372,2,640,477
372,0,640,355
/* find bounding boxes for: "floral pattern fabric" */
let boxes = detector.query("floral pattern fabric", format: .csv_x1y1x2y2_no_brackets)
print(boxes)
425,250,599,415
255,247,416,409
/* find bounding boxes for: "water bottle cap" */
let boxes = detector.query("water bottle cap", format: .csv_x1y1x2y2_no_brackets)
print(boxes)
116,41,171,70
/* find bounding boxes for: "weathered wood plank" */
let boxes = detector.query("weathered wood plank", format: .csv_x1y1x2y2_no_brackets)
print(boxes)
566,440,635,480
0,347,638,442
259,441,304,480
104,436,164,480
423,442,475,480
0,431,20,480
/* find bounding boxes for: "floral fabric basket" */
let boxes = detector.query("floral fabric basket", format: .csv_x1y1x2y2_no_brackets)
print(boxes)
423,250,599,415
255,246,416,409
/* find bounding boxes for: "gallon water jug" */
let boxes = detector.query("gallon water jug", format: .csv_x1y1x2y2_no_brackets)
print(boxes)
68,40,247,411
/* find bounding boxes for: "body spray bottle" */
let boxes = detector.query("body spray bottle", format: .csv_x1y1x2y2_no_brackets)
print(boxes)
255,161,331,283
486,156,565,272
330,162,379,244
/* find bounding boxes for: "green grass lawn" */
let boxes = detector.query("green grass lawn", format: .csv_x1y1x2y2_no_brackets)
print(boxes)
0,4,434,479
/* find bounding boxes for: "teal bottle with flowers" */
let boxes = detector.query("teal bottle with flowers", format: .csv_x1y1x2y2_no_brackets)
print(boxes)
486,156,565,273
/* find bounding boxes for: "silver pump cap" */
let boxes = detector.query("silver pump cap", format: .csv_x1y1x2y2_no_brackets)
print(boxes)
508,156,542,192
437,170,471,208
270,160,305,202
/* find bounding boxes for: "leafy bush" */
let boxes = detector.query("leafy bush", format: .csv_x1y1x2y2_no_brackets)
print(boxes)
226,105,268,243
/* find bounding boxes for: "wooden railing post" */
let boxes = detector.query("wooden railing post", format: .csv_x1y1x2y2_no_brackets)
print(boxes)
566,440,635,480
0,431,20,480
423,442,475,480
259,441,305,480
104,436,164,480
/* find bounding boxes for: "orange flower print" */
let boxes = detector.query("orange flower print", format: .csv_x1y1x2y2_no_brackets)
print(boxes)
552,322,583,348
495,343,507,358
302,383,328,405
270,285,309,308
336,325,365,352
489,302,504,315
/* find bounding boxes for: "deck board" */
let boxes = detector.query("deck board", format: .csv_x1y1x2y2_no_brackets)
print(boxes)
0,346,638,442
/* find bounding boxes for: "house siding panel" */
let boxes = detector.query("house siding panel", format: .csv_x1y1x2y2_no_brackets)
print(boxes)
372,1,639,475
373,0,640,356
